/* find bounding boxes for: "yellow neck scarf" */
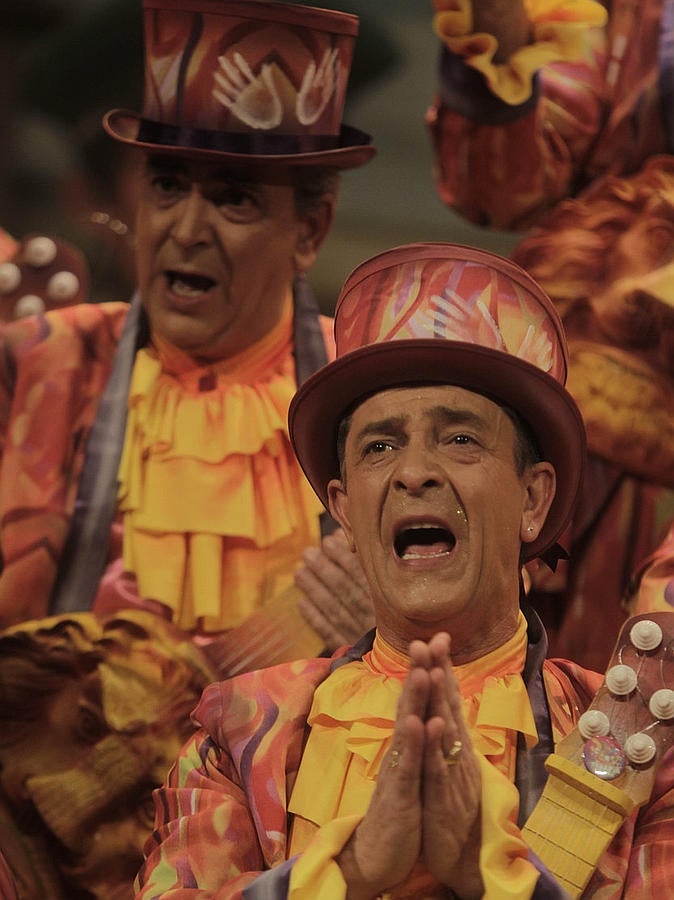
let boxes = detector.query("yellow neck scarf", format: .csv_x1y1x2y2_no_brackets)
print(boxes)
288,613,541,898
116,296,323,633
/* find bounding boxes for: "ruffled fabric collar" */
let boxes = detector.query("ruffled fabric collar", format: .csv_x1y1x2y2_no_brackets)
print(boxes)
433,0,607,105
290,614,537,824
116,297,324,632
288,614,541,896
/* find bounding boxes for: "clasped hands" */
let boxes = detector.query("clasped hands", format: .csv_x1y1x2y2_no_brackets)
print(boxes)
338,632,483,899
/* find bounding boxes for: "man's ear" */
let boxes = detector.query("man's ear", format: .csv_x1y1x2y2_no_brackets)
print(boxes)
327,477,356,552
294,194,337,274
520,461,556,545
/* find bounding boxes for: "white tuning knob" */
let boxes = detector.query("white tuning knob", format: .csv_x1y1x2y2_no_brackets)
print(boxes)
14,295,45,318
624,732,656,765
606,664,638,696
630,619,663,651
24,236,57,267
579,709,611,739
47,271,80,303
649,689,674,720
0,262,21,294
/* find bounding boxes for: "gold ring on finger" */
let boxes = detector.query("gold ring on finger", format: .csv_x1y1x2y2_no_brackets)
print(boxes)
389,749,401,769
444,740,463,767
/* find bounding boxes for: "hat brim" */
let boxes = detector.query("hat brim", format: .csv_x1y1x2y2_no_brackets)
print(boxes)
103,109,376,169
289,340,586,562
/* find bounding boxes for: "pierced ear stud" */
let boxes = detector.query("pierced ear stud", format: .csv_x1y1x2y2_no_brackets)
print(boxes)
527,525,535,533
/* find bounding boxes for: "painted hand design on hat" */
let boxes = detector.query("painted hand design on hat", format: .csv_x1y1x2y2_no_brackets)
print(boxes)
297,47,339,125
431,283,554,372
213,53,283,130
519,323,554,371
104,3,375,168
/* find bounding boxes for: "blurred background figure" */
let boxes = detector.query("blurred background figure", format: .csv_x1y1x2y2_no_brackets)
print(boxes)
5,0,400,305
426,0,670,230
513,157,674,668
0,610,215,900
0,2,383,896
424,0,674,670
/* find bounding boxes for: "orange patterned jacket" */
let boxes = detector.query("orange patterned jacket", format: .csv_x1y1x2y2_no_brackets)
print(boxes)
135,615,674,898
0,302,128,626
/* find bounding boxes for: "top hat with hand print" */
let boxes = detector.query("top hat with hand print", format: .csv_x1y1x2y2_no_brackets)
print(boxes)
289,242,586,563
103,0,375,168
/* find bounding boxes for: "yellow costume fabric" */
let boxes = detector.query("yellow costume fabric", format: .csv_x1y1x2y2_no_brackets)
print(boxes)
433,0,608,105
288,614,541,898
117,298,324,632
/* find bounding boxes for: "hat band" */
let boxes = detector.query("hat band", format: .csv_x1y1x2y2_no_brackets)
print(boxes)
136,118,373,156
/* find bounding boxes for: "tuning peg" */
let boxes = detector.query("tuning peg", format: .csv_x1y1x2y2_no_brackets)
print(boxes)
578,709,610,739
606,664,638,695
649,688,674,720
630,619,663,652
624,732,656,765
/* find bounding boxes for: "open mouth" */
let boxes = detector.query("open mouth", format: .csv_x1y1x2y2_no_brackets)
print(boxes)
394,524,456,560
166,270,216,297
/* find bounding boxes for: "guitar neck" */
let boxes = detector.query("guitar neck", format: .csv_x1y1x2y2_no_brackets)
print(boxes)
523,611,674,897
523,754,634,896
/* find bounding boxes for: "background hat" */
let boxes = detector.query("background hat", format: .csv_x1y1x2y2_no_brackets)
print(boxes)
289,242,586,562
104,0,376,168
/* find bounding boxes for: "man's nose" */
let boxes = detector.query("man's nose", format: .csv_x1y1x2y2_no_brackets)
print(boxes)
393,445,444,494
170,187,212,248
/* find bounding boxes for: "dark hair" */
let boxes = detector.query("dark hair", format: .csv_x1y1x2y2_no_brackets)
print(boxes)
291,166,340,216
502,405,542,473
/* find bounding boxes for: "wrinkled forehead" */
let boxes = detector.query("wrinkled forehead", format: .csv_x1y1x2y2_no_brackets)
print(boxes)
347,383,508,434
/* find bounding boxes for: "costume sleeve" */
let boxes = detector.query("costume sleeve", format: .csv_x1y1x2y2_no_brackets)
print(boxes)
622,748,674,895
581,745,674,895
627,523,674,616
135,660,333,900
134,737,361,900
426,0,609,229
134,728,269,899
0,304,126,626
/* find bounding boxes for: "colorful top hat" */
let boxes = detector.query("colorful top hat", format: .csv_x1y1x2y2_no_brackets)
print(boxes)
103,0,375,168
289,242,586,562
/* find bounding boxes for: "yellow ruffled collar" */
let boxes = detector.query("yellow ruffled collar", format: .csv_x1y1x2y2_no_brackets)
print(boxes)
290,613,538,822
288,613,541,896
116,296,324,631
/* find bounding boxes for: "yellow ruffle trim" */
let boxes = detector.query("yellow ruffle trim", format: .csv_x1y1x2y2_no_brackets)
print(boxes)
288,614,540,897
116,302,323,632
433,0,608,105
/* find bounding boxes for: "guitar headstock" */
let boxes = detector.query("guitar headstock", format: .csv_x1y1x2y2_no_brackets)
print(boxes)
555,611,674,808
0,233,90,322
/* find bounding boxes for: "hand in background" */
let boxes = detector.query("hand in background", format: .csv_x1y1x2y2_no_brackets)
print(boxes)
295,528,374,651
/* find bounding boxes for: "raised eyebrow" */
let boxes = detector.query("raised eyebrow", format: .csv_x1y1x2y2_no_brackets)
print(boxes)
354,415,408,444
431,406,488,431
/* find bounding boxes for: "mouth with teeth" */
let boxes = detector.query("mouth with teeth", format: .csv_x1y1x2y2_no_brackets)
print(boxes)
166,270,216,299
394,524,457,560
